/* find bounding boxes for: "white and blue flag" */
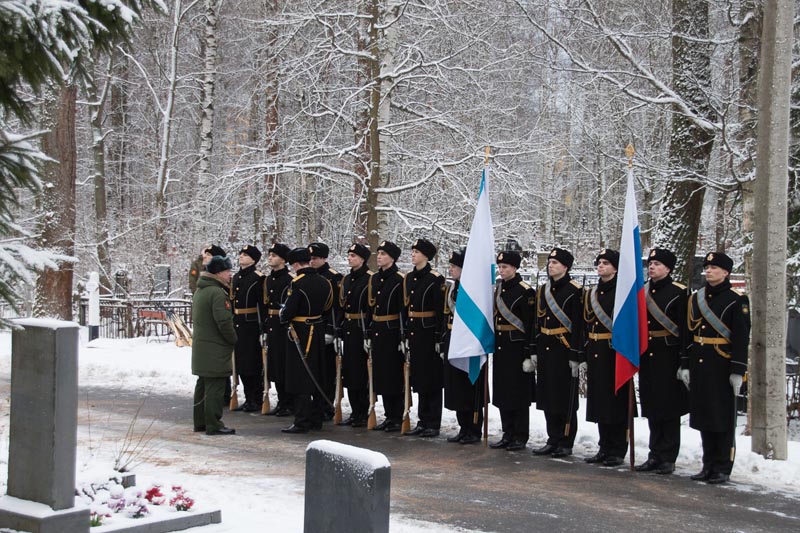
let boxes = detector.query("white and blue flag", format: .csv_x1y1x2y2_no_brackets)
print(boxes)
449,165,496,384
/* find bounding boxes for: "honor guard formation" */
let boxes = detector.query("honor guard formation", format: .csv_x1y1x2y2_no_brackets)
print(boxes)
190,241,750,485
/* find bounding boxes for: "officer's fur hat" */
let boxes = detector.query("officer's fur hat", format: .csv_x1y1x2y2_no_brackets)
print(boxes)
348,243,371,261
308,242,330,259
238,244,261,263
449,248,466,268
595,249,620,270
288,247,312,265
648,248,676,272
377,240,401,261
206,255,233,274
268,243,291,261
548,247,574,270
496,250,521,269
412,238,437,260
703,251,733,273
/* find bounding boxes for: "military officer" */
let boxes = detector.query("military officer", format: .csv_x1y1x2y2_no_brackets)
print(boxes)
231,245,266,412
443,248,486,445
337,243,373,427
489,250,536,452
582,249,634,467
262,243,295,417
309,242,343,421
367,241,406,433
635,248,689,475
531,247,582,458
682,252,750,484
403,238,445,438
280,247,334,433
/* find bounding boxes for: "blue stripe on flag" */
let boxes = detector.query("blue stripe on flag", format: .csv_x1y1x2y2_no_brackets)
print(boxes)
612,288,642,368
456,289,495,355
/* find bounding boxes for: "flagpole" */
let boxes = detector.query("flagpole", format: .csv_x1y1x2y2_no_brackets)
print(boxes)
625,143,636,471
483,145,491,448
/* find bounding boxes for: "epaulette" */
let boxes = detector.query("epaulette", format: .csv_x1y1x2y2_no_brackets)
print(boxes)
329,268,340,276
672,281,686,289
255,270,265,277
570,280,583,289
431,270,442,277
732,287,746,297
367,270,375,276
292,273,306,283
519,281,531,290
289,272,297,279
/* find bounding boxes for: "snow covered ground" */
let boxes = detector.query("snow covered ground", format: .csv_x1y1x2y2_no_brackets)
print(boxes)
1,330,799,532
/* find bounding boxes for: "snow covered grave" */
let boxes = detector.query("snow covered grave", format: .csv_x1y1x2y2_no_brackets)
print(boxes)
305,440,390,533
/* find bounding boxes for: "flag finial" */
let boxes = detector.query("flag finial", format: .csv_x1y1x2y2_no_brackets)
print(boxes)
484,146,490,165
625,144,635,167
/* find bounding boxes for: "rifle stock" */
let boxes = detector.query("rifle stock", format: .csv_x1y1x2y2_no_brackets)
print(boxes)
261,344,270,414
401,359,411,434
229,350,239,410
333,354,343,424
367,355,377,429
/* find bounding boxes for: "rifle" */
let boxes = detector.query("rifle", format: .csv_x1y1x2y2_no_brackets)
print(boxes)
331,307,344,424
229,350,239,410
360,314,377,429
399,315,411,435
256,304,270,415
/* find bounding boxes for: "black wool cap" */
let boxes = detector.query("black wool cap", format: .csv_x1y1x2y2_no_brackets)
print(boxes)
377,240,401,261
648,248,676,271
308,242,329,259
348,243,371,261
206,255,233,274
288,247,311,264
449,248,465,268
412,238,437,260
595,248,620,270
703,251,733,273
239,244,262,263
204,244,226,257
496,250,521,269
268,243,291,262
548,247,574,270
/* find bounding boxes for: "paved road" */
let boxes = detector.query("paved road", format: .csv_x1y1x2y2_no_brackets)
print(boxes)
72,385,800,533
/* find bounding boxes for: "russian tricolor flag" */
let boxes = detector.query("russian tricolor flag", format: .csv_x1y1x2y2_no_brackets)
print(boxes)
611,164,648,393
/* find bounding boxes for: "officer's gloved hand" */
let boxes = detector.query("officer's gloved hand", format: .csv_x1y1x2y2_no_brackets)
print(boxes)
324,333,334,345
434,342,441,354
260,334,268,345
522,357,536,373
678,368,690,390
334,338,344,354
569,360,580,378
363,338,372,353
729,373,743,392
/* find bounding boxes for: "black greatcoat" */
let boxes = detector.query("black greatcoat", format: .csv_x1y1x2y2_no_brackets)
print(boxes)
535,274,582,415
340,264,372,388
492,274,536,410
263,267,293,384
684,280,750,432
231,264,265,376
368,264,406,394
317,263,343,399
280,267,333,394
640,275,689,420
582,276,635,424
404,264,445,394
443,280,487,411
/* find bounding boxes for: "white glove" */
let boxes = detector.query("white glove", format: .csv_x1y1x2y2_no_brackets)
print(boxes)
530,354,537,366
522,356,536,373
569,360,580,378
335,338,344,354
363,339,372,353
730,373,743,392
324,333,334,345
678,368,690,390
434,342,441,354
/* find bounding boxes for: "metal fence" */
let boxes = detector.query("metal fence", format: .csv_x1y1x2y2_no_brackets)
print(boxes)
77,296,192,339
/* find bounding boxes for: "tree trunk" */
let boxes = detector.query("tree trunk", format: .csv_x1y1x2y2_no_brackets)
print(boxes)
750,0,792,461
654,0,716,285
87,54,113,293
198,0,219,187
35,83,77,320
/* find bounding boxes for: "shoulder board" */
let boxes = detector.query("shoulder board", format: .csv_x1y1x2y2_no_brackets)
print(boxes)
289,272,297,279
732,287,746,297
671,281,686,289
255,270,265,277
292,273,306,283
367,270,375,276
431,270,442,277
396,272,406,279
519,281,531,290
570,280,582,289
329,268,340,276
